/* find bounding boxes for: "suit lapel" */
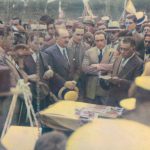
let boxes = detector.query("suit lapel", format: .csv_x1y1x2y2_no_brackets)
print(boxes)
119,55,136,78
101,47,111,63
55,45,70,70
112,55,122,76
91,47,99,63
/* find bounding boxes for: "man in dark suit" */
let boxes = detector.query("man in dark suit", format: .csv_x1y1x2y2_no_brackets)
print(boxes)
107,37,143,106
122,14,145,59
44,28,79,96
23,36,53,111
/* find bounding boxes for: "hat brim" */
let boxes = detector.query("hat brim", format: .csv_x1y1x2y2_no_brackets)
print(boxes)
137,16,147,26
105,29,122,32
120,98,136,110
58,86,79,100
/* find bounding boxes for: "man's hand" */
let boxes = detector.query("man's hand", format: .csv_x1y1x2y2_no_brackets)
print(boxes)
108,76,121,85
91,63,113,72
64,81,77,90
28,74,39,82
43,69,54,80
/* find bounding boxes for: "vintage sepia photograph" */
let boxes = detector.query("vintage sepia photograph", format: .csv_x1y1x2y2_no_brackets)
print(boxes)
0,0,150,149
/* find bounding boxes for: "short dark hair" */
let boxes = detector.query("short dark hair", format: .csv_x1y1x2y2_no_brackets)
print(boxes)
34,131,67,150
94,30,106,39
72,22,84,32
126,14,137,23
122,37,136,47
40,15,54,25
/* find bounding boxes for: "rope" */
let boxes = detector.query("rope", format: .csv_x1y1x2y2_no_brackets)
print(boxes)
1,80,41,139
1,91,18,139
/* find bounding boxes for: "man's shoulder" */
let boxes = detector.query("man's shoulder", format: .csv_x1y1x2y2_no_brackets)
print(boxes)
134,54,144,64
44,44,58,54
86,47,97,53
67,38,74,48
81,41,90,49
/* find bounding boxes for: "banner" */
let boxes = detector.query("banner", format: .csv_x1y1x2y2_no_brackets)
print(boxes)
125,0,136,14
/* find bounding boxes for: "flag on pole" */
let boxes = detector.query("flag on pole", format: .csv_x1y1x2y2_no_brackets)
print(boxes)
125,0,136,14
82,0,94,18
58,0,65,19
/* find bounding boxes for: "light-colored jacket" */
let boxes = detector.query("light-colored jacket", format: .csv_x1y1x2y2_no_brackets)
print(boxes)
82,46,115,99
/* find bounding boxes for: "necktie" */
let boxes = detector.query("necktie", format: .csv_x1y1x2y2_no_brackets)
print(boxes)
118,58,126,73
63,49,70,65
98,50,103,63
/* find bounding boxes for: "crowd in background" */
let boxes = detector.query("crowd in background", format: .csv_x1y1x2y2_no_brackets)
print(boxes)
0,10,150,149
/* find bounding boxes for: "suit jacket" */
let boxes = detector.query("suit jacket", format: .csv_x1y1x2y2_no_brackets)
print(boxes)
82,46,114,99
24,55,36,74
67,39,90,82
108,54,143,105
68,38,90,68
4,56,21,87
44,44,79,94
24,51,49,78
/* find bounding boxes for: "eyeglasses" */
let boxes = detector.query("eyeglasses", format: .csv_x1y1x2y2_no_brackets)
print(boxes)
125,22,133,26
144,40,150,44
119,47,130,51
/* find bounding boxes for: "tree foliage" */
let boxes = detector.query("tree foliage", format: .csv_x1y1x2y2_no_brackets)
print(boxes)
0,0,149,22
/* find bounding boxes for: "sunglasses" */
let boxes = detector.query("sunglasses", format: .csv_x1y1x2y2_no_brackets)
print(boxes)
119,47,130,51
144,40,150,44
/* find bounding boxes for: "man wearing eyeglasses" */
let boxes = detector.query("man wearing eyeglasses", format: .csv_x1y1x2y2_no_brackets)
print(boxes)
106,37,143,106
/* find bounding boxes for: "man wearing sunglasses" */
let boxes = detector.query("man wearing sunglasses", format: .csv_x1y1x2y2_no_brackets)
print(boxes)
106,37,143,106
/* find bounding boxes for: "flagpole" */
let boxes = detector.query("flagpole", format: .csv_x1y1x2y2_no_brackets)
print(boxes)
45,0,48,14
119,0,128,21
123,0,128,18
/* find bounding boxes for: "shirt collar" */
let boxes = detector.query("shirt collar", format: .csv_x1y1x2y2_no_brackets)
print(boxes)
56,43,66,55
97,47,105,55
122,52,135,66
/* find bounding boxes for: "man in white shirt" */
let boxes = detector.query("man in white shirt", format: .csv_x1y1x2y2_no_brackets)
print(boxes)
107,37,143,106
82,31,115,104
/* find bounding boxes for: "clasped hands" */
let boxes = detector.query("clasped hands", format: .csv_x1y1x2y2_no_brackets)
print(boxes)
89,63,112,73
64,80,77,90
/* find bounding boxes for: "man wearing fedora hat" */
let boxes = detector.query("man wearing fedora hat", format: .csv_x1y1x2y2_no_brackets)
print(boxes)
83,16,95,34
105,21,122,59
0,40,39,131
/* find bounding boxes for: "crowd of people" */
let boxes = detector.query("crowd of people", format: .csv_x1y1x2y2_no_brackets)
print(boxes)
0,10,150,149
